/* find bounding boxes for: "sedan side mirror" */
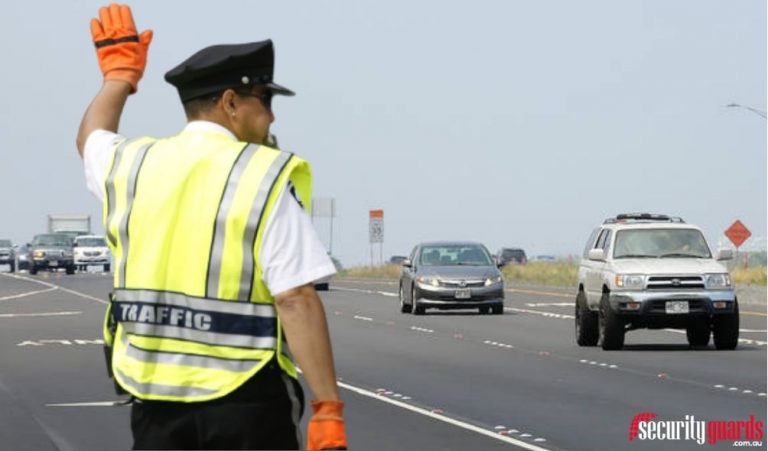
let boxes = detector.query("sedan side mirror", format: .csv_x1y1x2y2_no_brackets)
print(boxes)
716,249,734,261
402,259,412,268
497,261,506,268
588,248,606,261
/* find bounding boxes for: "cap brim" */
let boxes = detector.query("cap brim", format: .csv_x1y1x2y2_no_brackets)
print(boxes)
264,82,295,96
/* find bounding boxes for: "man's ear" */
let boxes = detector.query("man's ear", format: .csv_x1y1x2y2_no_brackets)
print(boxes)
220,89,237,116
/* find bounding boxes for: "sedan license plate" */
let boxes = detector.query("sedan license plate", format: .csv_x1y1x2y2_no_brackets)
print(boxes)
49,261,58,267
455,288,471,299
665,301,689,314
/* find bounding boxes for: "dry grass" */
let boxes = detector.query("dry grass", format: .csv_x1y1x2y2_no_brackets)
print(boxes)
338,262,766,287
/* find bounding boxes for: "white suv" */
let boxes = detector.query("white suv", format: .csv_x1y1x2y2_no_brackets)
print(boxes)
73,235,111,272
575,213,739,350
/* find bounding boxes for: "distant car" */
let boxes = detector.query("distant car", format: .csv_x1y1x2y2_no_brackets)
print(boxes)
399,241,505,315
496,247,527,266
29,233,75,275
314,255,343,291
530,255,557,262
16,244,30,271
0,239,16,272
388,255,407,265
73,235,111,272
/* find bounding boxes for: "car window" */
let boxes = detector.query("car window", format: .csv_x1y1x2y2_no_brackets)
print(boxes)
419,245,493,266
76,238,107,247
601,230,613,253
33,235,72,246
595,229,609,250
582,228,600,259
613,229,712,259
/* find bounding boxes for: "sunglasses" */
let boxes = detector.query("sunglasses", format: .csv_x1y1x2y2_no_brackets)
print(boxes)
238,90,273,110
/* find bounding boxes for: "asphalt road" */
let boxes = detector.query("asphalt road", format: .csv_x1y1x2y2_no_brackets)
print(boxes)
0,271,765,450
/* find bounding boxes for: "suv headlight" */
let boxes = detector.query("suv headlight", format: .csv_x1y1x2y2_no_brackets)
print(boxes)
62,250,73,258
615,274,645,290
484,276,503,287
704,273,731,289
416,276,440,287
33,250,45,259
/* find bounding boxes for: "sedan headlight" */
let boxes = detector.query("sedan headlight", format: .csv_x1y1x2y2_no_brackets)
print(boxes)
615,274,645,290
484,276,503,286
704,273,731,289
416,276,440,287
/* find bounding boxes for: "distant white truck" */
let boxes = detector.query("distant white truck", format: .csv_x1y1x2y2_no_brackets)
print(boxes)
48,215,91,240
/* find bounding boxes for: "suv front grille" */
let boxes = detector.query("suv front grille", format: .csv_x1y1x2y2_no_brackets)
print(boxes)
646,276,704,290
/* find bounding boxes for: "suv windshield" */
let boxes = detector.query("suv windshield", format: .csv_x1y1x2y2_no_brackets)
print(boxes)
32,234,72,247
76,238,107,247
420,245,492,266
613,229,711,259
0,240,11,247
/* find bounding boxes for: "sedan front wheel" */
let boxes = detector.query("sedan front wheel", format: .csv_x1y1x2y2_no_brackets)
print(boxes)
399,284,412,313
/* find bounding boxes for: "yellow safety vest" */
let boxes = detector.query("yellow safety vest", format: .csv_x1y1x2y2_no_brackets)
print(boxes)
100,129,312,402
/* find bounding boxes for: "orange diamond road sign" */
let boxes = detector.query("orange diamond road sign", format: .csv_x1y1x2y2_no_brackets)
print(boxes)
724,220,751,248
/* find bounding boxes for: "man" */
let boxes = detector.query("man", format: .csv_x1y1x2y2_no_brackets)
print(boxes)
76,4,347,450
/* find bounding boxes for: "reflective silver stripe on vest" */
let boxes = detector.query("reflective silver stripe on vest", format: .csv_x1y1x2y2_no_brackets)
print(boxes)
207,144,260,299
115,331,219,398
239,151,293,299
122,322,277,349
115,289,276,317
125,342,261,372
116,142,154,288
105,139,132,248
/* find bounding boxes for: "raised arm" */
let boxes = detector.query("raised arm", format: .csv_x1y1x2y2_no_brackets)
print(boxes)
76,3,153,157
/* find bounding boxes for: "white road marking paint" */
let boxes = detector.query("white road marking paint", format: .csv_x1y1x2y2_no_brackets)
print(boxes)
0,311,81,318
0,287,58,301
17,339,104,347
336,379,551,450
0,273,108,305
353,315,373,322
507,307,574,320
377,291,398,297
663,328,767,346
46,401,127,407
739,329,768,333
411,326,434,334
524,303,573,307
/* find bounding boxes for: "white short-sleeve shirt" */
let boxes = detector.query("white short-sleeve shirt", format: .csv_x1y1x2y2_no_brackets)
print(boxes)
83,122,336,295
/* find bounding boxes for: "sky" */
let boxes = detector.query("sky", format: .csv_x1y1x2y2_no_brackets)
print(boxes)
0,0,765,267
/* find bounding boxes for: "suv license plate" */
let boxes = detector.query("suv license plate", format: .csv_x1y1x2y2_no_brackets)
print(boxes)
665,301,689,314
49,261,58,267
455,289,471,299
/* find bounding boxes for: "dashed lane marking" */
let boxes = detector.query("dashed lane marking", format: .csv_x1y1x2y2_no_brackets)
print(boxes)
524,302,573,307
353,315,374,322
507,307,574,320
0,311,81,318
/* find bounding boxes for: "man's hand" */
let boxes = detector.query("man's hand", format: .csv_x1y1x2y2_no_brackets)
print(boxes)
307,400,348,450
90,3,153,93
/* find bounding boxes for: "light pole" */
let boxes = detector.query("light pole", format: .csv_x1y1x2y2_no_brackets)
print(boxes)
726,103,767,119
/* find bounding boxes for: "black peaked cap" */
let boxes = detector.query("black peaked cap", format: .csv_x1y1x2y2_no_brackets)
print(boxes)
164,40,295,102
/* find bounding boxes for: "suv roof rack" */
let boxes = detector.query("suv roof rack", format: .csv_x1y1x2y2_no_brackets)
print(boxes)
603,213,685,224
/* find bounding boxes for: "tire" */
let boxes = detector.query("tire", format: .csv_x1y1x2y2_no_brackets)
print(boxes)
686,319,711,348
491,304,504,315
713,300,739,350
9,262,15,273
399,284,412,313
599,292,625,350
104,264,111,273
412,288,425,315
478,306,490,314
66,265,75,275
29,265,38,275
575,291,599,346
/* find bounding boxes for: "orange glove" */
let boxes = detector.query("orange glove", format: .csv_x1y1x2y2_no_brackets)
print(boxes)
307,400,348,450
90,3,153,93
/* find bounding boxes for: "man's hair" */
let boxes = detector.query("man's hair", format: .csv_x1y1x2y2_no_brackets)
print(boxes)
182,87,253,119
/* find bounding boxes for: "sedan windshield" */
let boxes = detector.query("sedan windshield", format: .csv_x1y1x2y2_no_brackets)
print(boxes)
76,238,107,247
613,229,711,259
33,234,72,246
419,245,493,266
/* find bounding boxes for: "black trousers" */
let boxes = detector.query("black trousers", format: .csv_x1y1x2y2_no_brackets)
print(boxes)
130,364,305,450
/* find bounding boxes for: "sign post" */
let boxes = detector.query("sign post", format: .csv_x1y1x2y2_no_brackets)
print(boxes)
369,209,384,266
724,220,751,268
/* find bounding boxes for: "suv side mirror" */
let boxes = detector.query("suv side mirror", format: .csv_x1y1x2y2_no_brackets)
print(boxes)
716,249,734,261
588,248,606,261
402,259,412,268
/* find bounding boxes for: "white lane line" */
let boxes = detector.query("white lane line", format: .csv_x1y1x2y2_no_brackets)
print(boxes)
663,329,767,346
0,287,58,301
524,303,573,307
739,329,768,333
507,307,574,320
354,315,374,322
0,311,81,318
46,401,127,407
336,379,551,451
377,291,398,297
0,273,108,305
411,326,434,334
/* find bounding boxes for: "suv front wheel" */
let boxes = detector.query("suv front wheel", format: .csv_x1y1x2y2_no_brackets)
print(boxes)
599,291,625,350
575,291,598,346
713,300,739,350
